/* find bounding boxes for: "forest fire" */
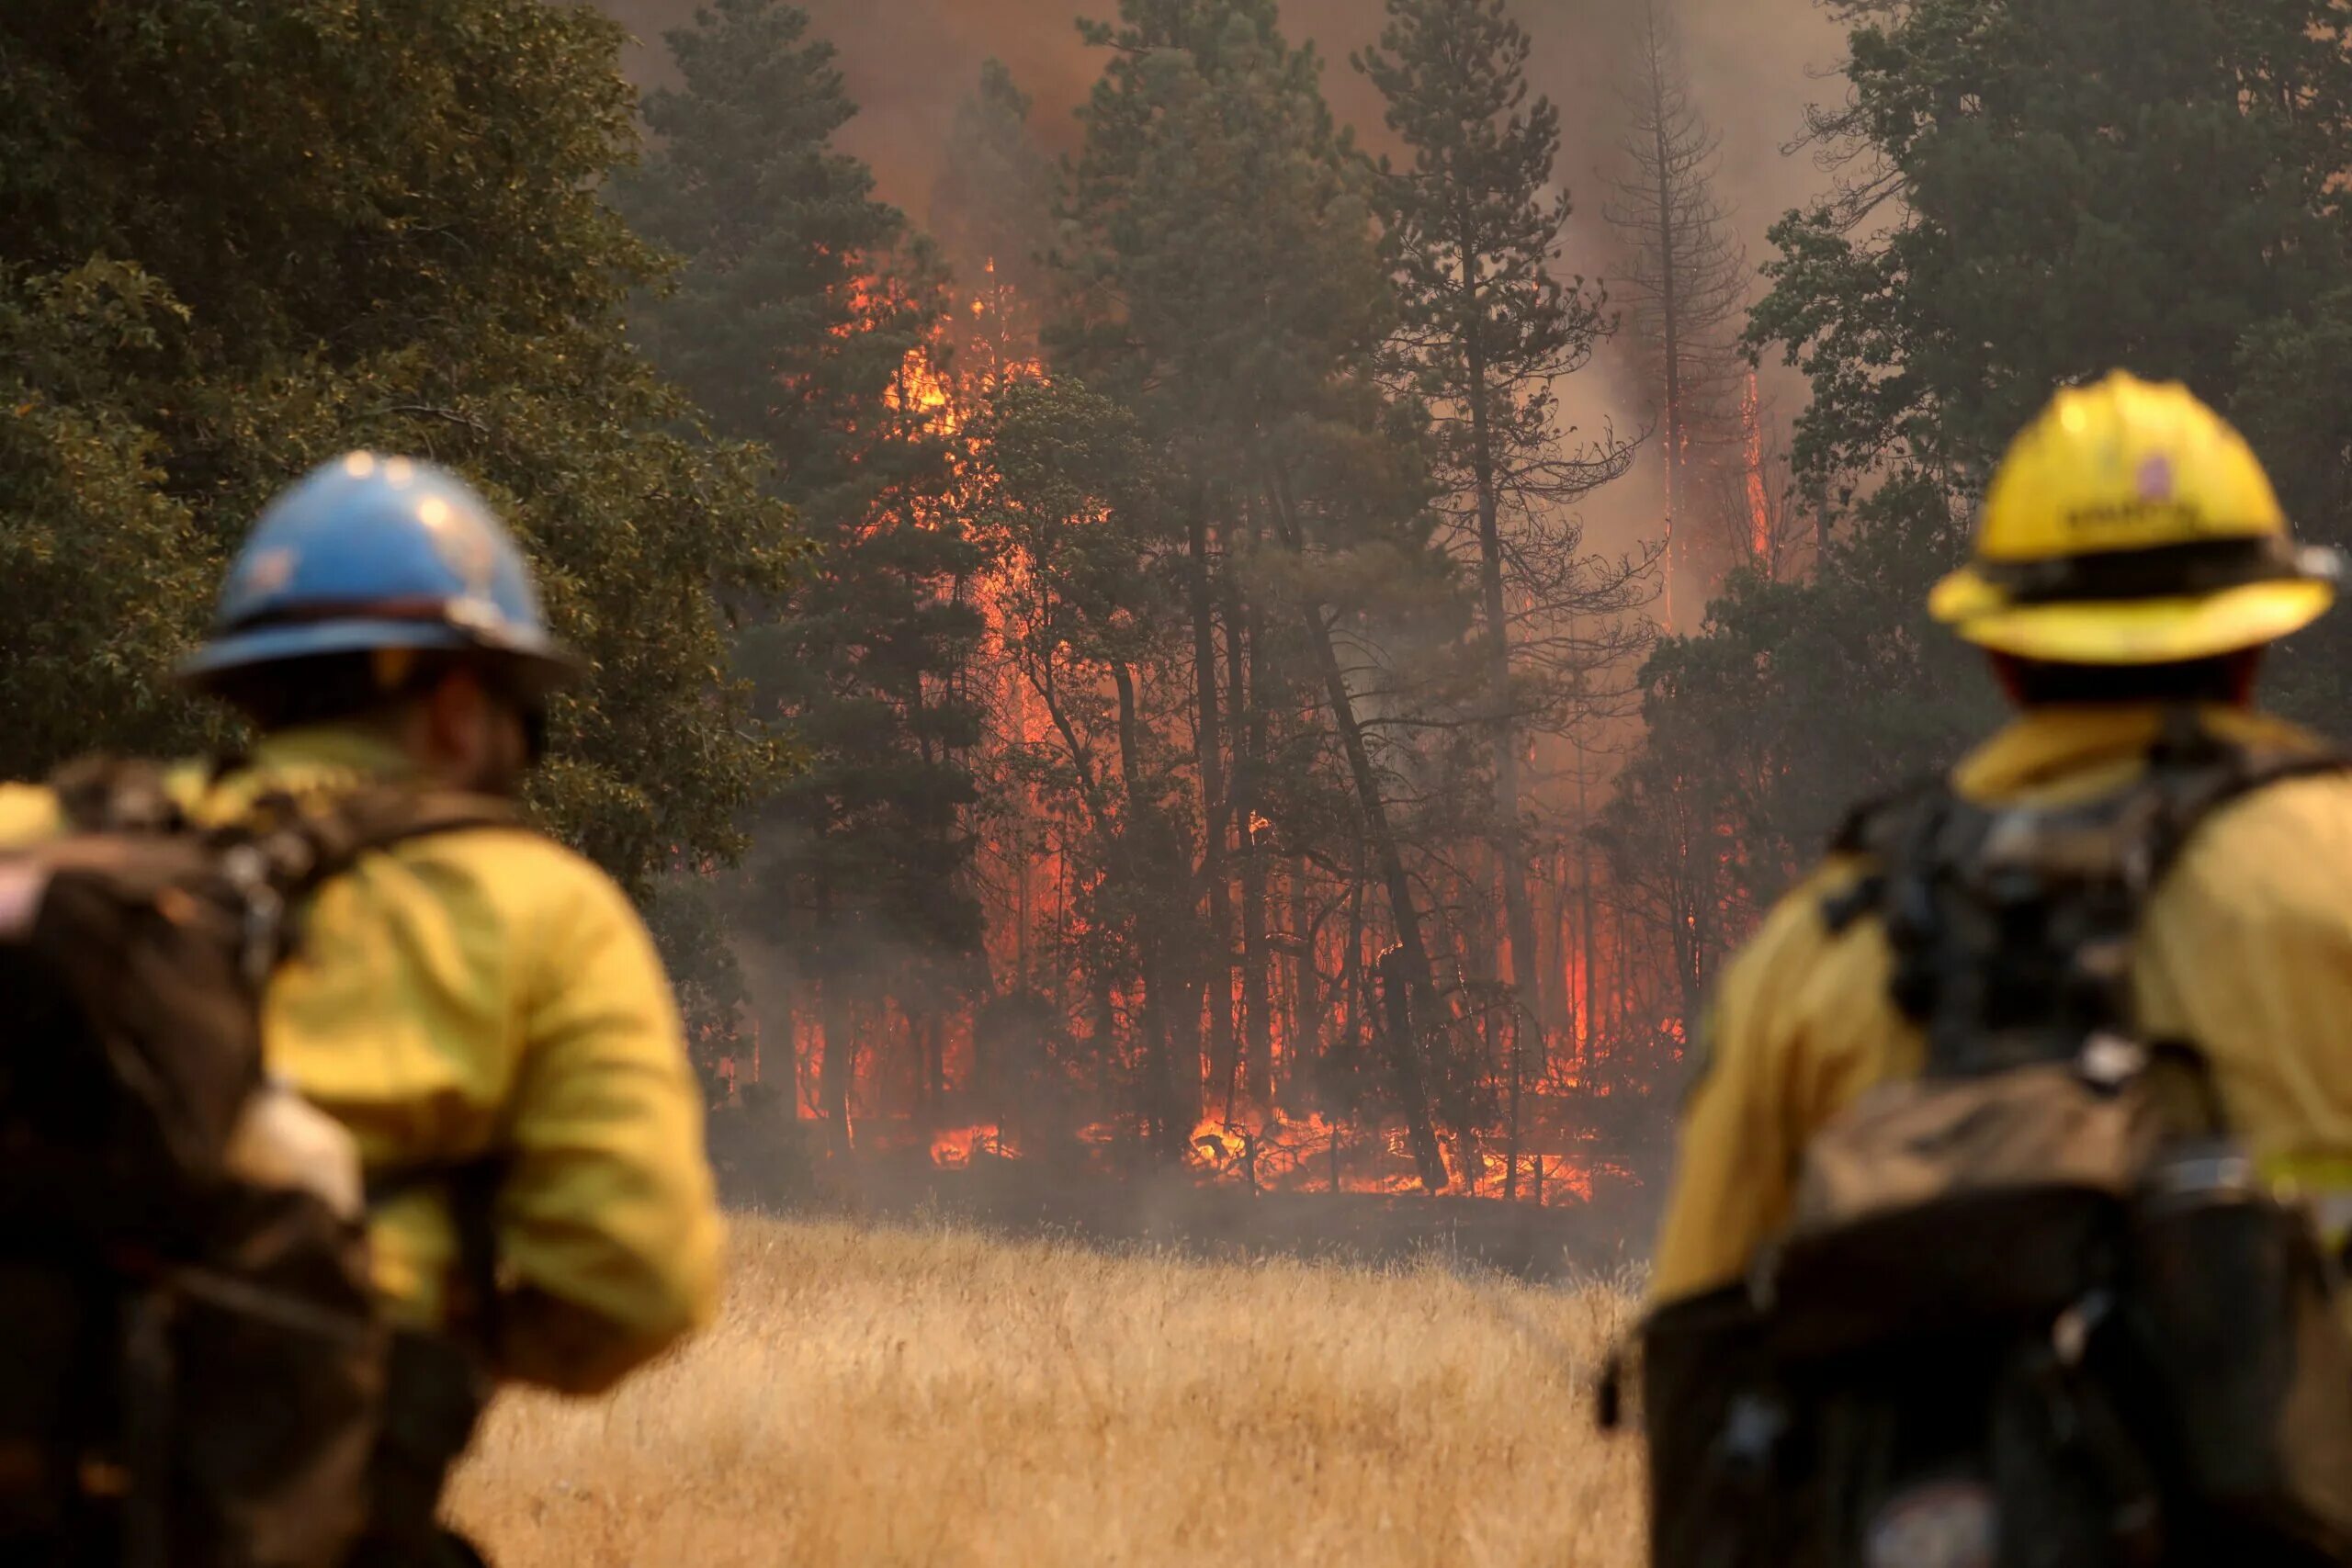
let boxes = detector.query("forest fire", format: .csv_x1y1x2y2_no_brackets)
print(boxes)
929,1124,1010,1168
752,236,1696,1215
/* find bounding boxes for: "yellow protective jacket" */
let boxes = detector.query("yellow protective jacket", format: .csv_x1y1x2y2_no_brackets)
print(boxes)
1652,703,2352,1304
0,728,724,1394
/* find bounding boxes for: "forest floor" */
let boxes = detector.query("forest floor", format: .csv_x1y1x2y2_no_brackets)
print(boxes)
449,1214,1647,1567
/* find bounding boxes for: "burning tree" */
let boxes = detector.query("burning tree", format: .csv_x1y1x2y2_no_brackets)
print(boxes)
929,61,1058,364
1049,0,1486,1189
619,0,985,1155
596,0,1706,1201
1357,0,1650,1198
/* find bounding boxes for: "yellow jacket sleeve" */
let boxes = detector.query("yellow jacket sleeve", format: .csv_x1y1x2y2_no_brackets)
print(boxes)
2136,773,2352,1205
493,865,725,1394
0,784,62,846
1650,857,1915,1303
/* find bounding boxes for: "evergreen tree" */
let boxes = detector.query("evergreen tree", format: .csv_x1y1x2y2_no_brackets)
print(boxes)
1614,0,2352,1038
930,60,1059,360
1601,0,1749,622
973,376,1193,1142
1358,0,1641,1195
621,0,985,1151
1059,0,1473,1186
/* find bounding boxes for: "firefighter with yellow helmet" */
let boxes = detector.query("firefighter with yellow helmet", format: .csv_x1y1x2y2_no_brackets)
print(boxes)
1637,373,2352,1568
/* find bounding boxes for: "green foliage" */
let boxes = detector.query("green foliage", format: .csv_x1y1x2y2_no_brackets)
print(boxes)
0,261,216,764
1063,2,1395,456
620,0,933,522
0,0,799,926
1619,0,2352,998
1056,0,1483,1175
620,0,986,1002
1358,0,1611,495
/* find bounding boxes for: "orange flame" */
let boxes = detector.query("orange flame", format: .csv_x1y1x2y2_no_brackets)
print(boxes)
931,1124,1010,1167
1742,372,1771,565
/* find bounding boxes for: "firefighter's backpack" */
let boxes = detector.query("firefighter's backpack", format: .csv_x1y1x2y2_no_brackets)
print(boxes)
0,761,511,1568
1629,712,2352,1568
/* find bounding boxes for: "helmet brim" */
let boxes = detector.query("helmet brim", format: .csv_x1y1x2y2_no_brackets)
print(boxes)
1928,568,2335,664
175,619,583,698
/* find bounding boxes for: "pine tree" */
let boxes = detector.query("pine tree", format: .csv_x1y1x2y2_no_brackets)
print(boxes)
1058,0,1472,1187
929,60,1059,367
620,0,985,1153
1358,0,1642,1198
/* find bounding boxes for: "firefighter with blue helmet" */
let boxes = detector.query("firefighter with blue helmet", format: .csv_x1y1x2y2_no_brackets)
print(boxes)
0,455,724,1566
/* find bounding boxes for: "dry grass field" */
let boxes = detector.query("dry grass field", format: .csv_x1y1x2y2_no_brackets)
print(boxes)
450,1214,1647,1567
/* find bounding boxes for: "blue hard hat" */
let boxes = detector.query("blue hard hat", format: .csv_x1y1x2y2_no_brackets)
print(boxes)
178,453,581,695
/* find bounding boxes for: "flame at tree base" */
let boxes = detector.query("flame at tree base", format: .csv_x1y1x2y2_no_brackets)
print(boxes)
876,1105,1620,1205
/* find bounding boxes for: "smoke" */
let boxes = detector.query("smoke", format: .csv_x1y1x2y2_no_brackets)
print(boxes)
595,0,1838,239
593,0,1850,559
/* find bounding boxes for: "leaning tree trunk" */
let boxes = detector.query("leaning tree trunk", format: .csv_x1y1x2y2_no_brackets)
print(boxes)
1112,659,1194,1153
1266,479,1449,1192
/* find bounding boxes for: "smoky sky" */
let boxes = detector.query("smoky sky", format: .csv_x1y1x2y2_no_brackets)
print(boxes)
594,0,1841,249
594,0,1850,558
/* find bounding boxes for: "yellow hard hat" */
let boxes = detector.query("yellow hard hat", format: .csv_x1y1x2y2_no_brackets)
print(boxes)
1929,371,2341,664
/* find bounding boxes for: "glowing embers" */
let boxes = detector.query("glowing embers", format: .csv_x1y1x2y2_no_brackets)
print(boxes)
888,344,959,435
1178,1111,1599,1201
930,1123,1013,1168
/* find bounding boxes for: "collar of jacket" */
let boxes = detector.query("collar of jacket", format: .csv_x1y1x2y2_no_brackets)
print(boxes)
1951,703,2324,806
246,726,420,782
170,726,422,825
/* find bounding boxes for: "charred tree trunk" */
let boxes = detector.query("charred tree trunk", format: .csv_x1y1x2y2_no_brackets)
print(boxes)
1034,649,1185,1153
818,980,856,1160
1463,325,1546,1205
1654,103,1685,629
1189,508,1236,1108
1576,725,1599,1066
1264,477,1449,1193
1225,558,1273,1111
919,1011,942,1117
1112,658,1193,1153
1288,858,1316,1105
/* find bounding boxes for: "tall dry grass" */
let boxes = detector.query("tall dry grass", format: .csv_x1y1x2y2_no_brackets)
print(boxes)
450,1216,1645,1567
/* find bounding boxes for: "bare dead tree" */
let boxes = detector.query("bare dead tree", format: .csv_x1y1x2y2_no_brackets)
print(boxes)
1602,0,1749,627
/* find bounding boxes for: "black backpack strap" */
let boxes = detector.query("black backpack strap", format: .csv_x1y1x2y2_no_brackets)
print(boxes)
1841,708,2347,1078
230,787,523,904
288,787,523,895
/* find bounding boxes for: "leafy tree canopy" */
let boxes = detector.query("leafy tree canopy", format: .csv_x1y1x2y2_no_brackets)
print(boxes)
0,0,800,913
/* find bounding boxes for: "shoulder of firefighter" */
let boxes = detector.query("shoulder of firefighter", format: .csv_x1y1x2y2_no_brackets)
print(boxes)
1653,371,2352,1305
1655,704,2352,1301
0,728,723,1395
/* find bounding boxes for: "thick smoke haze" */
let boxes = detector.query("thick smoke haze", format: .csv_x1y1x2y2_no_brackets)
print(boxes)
594,0,1849,560
595,0,1838,250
